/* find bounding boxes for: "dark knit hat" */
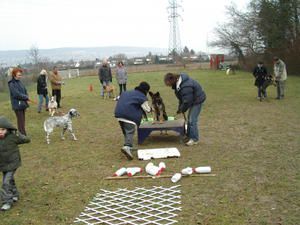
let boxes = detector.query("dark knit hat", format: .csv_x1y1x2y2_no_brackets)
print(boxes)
135,81,150,95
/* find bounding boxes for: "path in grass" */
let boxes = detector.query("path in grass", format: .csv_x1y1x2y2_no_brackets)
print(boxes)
0,70,299,225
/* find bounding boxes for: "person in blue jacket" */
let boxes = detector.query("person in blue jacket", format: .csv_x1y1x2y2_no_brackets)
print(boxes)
164,73,206,146
115,82,151,160
8,68,31,135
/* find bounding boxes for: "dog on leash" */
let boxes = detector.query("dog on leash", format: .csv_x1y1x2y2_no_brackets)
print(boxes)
48,96,58,116
103,84,116,99
149,91,168,124
43,108,80,144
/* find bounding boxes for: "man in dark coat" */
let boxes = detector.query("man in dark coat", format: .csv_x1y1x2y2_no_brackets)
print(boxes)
164,73,206,146
253,62,268,100
37,69,49,113
0,116,30,211
115,82,151,160
98,59,112,98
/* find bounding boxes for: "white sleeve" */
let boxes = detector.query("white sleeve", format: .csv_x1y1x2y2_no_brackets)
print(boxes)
141,101,151,113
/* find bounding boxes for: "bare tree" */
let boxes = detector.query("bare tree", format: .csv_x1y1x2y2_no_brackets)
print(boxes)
29,45,41,66
28,45,43,81
210,4,264,64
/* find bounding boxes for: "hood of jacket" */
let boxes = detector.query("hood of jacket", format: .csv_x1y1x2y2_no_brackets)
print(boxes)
0,116,17,130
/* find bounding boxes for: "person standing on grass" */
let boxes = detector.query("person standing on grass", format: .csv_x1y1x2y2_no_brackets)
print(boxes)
164,73,206,146
115,61,127,98
273,57,287,100
0,116,30,211
98,59,112,98
37,69,49,113
8,68,30,135
49,66,63,108
114,82,151,160
253,61,268,100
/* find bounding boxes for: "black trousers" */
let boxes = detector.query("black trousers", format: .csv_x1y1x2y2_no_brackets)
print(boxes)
14,110,26,135
119,84,127,95
52,89,61,108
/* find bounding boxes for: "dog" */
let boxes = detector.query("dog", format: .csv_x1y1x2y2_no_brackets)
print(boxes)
43,108,80,144
149,91,168,124
103,84,116,99
48,96,58,116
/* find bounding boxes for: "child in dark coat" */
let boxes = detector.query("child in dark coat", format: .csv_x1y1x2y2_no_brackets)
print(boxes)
0,116,30,211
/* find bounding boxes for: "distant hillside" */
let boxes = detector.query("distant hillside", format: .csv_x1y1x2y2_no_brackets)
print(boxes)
0,46,167,66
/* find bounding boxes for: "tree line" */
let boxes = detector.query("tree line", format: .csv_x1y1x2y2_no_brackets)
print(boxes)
211,0,300,74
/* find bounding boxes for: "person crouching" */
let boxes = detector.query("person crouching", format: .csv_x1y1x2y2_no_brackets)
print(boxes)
114,82,151,160
0,117,30,211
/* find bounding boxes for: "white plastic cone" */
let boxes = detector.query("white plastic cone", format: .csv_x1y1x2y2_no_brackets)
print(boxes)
194,166,211,174
126,167,142,177
171,173,182,183
113,167,127,177
159,162,166,173
181,167,193,175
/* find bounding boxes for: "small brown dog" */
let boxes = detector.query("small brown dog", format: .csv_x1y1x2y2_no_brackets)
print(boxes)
149,91,168,124
103,84,116,99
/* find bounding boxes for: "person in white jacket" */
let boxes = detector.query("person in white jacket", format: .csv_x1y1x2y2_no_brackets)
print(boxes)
273,57,287,99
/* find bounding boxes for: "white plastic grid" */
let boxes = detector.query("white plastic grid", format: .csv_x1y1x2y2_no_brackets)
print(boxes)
74,185,181,225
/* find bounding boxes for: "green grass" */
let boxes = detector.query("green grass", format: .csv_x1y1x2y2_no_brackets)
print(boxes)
0,70,299,225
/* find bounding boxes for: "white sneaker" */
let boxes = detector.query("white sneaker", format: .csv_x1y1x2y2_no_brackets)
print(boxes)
121,146,133,160
13,197,19,202
185,139,199,146
1,203,12,211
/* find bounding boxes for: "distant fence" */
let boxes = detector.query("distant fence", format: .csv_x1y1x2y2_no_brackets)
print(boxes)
58,69,80,79
0,62,236,93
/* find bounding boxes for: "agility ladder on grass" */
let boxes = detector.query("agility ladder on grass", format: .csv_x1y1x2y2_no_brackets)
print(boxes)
74,185,181,225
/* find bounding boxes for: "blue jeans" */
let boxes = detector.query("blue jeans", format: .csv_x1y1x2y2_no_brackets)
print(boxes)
38,94,49,112
100,81,111,97
187,103,203,141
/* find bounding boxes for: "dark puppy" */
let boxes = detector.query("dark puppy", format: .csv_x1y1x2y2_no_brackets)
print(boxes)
149,91,168,124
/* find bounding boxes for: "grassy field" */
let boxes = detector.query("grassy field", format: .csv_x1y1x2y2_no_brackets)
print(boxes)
0,69,299,225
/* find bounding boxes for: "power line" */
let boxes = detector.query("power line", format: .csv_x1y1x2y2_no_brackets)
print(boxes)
168,0,182,57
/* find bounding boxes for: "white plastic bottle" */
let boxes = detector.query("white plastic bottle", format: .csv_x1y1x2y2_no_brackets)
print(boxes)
126,167,142,177
194,166,211,174
113,167,127,177
171,173,182,183
181,167,193,175
145,162,160,176
159,162,166,173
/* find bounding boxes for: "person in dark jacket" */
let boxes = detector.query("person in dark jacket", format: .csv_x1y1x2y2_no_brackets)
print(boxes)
98,59,113,98
0,116,30,211
8,68,30,135
253,62,268,100
115,82,151,160
37,69,49,113
164,73,206,146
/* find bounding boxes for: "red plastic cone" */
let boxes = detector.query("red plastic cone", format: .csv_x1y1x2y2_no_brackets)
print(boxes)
89,84,93,92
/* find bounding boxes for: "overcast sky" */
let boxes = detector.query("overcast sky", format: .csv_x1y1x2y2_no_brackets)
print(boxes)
0,0,249,52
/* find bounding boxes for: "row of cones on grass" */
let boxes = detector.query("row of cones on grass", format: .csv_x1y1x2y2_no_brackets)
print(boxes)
171,166,211,183
113,162,211,183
